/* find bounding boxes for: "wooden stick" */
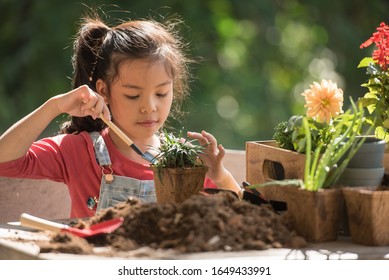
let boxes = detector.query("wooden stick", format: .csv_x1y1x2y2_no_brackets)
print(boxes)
99,113,133,146
20,213,66,233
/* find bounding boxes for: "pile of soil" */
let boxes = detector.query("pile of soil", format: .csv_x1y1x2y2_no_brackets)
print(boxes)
39,192,306,255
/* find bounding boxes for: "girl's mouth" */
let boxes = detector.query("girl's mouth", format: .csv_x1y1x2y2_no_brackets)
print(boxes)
138,120,158,127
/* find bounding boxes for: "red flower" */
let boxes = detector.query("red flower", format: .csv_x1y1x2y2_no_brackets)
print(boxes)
360,22,389,70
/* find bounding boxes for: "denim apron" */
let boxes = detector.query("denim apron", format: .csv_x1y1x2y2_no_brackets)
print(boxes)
88,132,156,213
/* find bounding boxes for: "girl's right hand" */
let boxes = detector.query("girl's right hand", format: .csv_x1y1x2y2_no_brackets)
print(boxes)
52,85,111,120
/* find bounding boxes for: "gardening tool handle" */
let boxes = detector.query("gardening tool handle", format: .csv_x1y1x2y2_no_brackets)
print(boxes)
19,213,67,233
99,113,134,146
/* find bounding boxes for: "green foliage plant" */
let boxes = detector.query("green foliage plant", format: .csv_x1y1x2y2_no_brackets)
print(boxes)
151,129,207,182
302,100,365,191
273,79,348,154
358,22,389,142
251,99,366,192
273,115,333,153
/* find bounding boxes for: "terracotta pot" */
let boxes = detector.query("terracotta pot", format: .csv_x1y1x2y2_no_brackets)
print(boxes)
151,166,208,204
342,186,389,246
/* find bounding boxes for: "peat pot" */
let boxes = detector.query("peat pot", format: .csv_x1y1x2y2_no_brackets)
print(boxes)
151,166,208,204
343,186,389,246
257,185,343,242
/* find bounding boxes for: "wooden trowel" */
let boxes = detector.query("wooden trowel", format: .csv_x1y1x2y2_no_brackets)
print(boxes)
19,213,124,238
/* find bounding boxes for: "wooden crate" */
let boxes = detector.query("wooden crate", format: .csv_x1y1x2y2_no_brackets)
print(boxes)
246,141,306,184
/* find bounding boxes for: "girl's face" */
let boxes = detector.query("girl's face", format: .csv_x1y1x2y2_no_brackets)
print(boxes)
99,59,173,141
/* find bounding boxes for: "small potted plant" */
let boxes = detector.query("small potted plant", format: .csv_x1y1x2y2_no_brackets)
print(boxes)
340,22,389,246
358,22,389,142
248,98,365,242
356,21,389,178
150,129,208,204
257,78,385,188
247,79,362,184
247,79,369,242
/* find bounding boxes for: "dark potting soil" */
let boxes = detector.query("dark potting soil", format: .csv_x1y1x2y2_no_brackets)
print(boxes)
39,192,306,255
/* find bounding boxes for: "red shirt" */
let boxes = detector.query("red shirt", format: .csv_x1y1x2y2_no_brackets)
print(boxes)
0,129,215,218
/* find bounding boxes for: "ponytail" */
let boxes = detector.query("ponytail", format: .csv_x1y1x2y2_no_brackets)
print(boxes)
72,19,110,90
60,18,109,134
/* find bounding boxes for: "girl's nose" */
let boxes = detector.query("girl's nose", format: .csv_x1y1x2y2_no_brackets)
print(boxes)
140,97,157,113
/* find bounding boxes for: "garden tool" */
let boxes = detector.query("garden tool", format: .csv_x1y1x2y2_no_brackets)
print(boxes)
99,113,156,164
19,213,124,238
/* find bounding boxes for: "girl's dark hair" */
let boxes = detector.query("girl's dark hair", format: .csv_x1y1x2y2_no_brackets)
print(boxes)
60,12,191,134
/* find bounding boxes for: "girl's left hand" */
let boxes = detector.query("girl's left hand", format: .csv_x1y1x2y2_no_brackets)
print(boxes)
187,130,239,193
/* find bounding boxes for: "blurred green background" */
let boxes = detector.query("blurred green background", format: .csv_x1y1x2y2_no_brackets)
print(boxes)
1,0,388,149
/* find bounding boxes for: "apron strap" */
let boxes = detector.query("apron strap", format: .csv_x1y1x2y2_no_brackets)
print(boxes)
89,131,112,166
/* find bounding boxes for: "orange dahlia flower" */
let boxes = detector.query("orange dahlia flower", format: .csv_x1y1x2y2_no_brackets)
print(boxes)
301,79,344,124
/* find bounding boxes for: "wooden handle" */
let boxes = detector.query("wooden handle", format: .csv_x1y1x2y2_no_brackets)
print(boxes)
99,113,133,146
19,213,67,233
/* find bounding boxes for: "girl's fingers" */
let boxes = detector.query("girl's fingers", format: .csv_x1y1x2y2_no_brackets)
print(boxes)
201,130,217,145
55,85,108,118
89,98,105,119
79,88,106,119
200,131,219,154
102,103,112,120
80,95,98,111
188,131,223,159
216,144,225,163
188,130,216,146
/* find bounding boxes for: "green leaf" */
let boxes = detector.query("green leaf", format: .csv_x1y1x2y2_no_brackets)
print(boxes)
375,126,387,140
358,57,374,68
364,91,379,99
383,119,389,129
151,129,207,169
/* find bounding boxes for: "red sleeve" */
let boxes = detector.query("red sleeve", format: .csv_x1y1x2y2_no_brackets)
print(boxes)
0,133,93,183
0,139,64,181
204,177,217,189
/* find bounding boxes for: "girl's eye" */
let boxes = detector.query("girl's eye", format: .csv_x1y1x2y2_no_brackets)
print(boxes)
156,92,168,97
126,95,139,100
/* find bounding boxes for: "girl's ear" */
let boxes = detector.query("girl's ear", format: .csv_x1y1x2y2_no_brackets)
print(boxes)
96,79,109,104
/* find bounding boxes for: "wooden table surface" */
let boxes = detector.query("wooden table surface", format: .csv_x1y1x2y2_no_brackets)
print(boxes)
1,225,389,260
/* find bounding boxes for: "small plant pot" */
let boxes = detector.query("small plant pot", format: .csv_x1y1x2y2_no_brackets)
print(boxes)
258,185,343,242
151,166,208,204
338,136,386,187
282,186,343,242
347,136,386,169
343,186,389,246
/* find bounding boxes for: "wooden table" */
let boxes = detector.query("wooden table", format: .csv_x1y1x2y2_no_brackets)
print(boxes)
1,225,389,260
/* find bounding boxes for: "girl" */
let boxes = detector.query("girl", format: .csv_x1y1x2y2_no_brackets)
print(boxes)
0,14,241,218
